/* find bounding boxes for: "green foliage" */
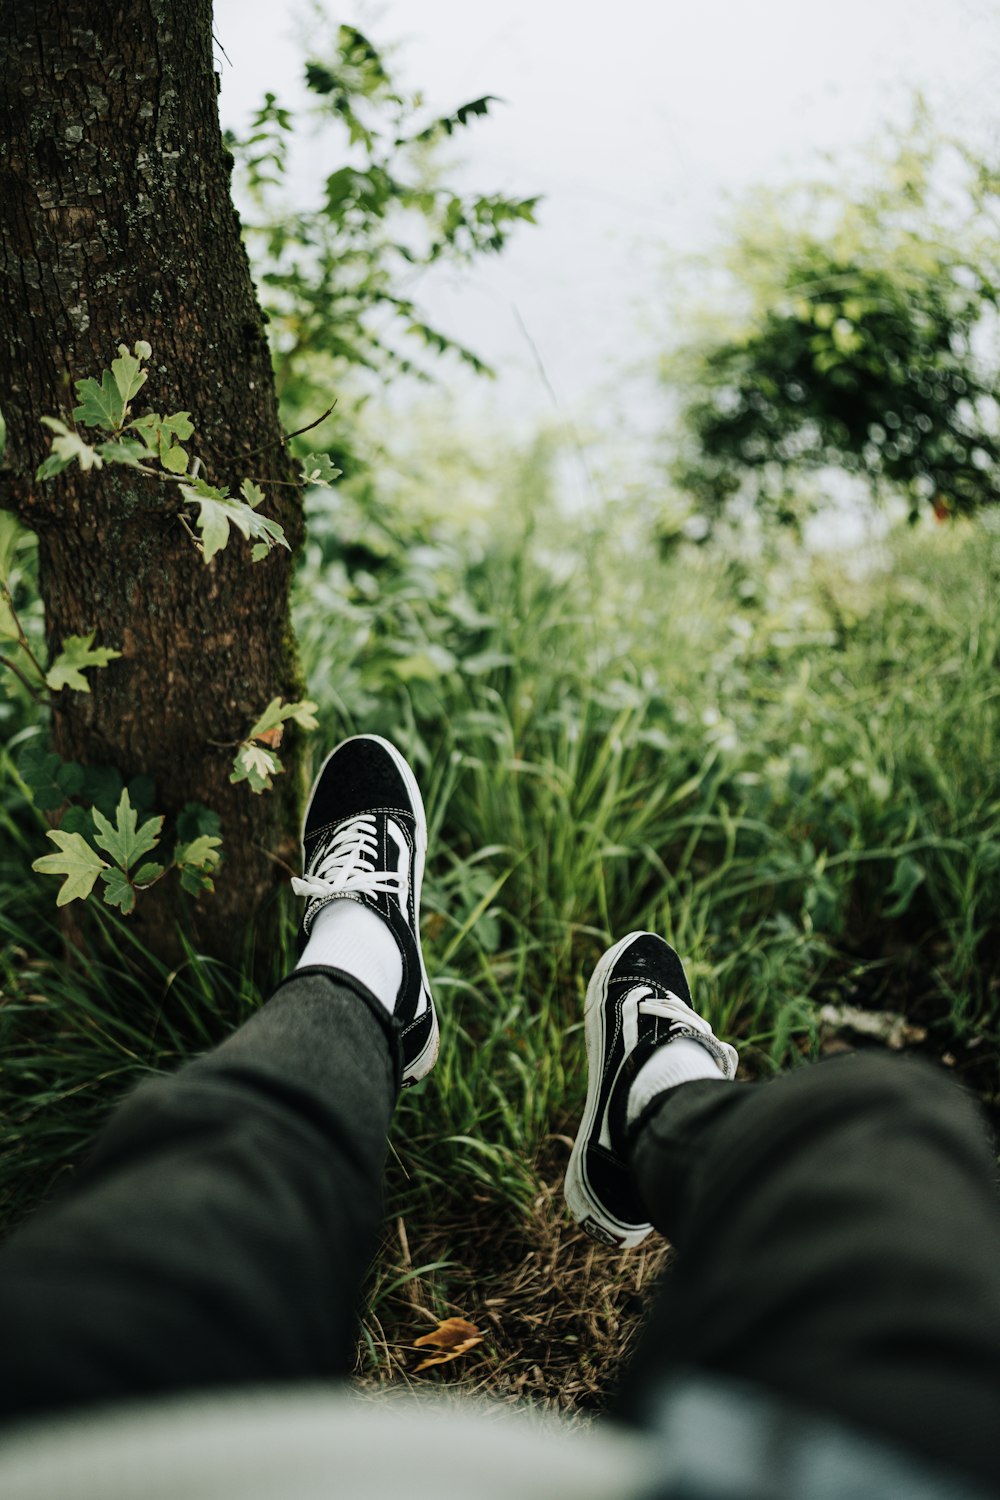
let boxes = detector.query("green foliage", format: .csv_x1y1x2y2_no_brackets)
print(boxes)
230,741,281,793
31,828,108,906
669,117,1000,520
226,22,537,460
91,789,163,872
35,341,292,566
247,695,319,740
1,529,118,699
230,695,318,793
173,802,224,893
16,743,80,809
299,453,342,488
72,369,131,432
172,834,222,895
0,510,29,641
294,461,1000,1085
129,410,193,472
176,475,289,565
45,631,122,693
0,518,111,705
15,738,227,913
10,334,319,905
36,417,102,478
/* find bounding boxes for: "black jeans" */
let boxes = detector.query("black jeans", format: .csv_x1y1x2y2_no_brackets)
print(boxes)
1,969,998,1491
620,1055,1000,1490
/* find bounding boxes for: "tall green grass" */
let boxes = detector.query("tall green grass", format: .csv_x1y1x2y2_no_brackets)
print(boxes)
2,473,999,1238
293,481,1000,1218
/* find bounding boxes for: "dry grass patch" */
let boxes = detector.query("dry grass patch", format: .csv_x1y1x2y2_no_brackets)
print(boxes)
356,1142,670,1414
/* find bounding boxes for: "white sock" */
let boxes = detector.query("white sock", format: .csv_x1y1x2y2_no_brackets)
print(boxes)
627,1038,726,1125
297,899,402,1013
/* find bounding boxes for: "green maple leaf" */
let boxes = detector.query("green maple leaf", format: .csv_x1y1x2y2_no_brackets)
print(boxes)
160,443,189,474
110,343,148,408
190,494,232,563
235,506,287,552
72,369,125,431
97,438,154,468
127,414,159,450
36,417,103,480
230,741,281,793
247,696,319,741
299,453,342,488
72,341,152,433
177,478,232,563
91,788,164,871
100,865,136,915
179,478,289,564
32,829,108,905
285,699,319,730
46,632,123,693
133,860,166,886
234,480,287,553
247,697,286,741
174,833,222,870
174,833,222,893
129,411,193,473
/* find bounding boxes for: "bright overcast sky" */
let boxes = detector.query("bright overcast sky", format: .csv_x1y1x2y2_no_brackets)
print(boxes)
213,0,1000,450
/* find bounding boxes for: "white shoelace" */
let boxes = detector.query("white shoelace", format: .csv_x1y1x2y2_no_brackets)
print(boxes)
621,983,718,1056
291,815,406,902
634,986,714,1035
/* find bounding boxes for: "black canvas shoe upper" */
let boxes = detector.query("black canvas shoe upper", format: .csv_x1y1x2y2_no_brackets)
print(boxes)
291,735,437,1086
565,932,737,1247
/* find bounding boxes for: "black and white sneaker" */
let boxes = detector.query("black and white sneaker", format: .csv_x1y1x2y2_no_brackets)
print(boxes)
565,931,738,1248
291,734,438,1087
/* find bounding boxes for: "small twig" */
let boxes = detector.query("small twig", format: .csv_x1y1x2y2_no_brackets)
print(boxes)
218,400,339,467
177,513,201,548
253,842,298,879
211,28,233,66
245,478,313,490
283,401,339,443
1,587,49,684
0,653,46,702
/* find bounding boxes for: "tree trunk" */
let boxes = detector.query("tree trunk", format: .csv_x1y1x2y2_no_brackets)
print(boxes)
0,0,305,966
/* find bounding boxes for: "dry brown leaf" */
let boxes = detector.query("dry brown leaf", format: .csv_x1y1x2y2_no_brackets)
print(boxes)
412,1316,483,1373
255,724,284,749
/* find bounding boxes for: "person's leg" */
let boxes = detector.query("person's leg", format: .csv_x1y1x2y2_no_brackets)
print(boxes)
0,968,397,1420
621,1053,1000,1488
0,733,439,1423
564,930,1000,1491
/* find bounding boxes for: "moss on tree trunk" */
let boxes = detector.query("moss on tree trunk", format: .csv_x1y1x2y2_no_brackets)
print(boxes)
0,0,305,964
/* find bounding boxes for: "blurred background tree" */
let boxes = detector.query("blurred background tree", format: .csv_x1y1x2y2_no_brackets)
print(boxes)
666,111,1000,527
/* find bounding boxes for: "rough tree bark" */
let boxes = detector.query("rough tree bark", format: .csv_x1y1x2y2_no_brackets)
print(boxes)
0,0,305,965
